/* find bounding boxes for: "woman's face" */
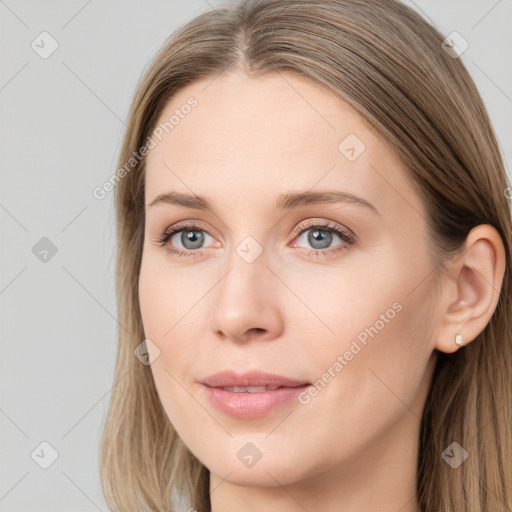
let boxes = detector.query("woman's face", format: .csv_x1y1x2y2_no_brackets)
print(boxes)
139,70,439,491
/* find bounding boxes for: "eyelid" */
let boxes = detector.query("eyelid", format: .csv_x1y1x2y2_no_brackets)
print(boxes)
157,218,355,245
290,219,356,241
159,220,217,240
159,222,218,249
155,221,355,265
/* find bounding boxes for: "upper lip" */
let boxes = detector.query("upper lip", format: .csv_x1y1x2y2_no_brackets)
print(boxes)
201,370,310,388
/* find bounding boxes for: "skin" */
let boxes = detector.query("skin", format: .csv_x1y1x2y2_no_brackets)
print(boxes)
138,70,505,512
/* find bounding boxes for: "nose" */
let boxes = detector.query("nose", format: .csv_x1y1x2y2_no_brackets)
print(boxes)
209,246,284,344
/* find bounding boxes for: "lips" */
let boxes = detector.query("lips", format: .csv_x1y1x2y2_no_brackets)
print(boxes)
201,370,311,419
201,370,310,390
222,385,280,392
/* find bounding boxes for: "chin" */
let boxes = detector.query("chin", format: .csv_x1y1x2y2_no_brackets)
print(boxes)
201,442,314,488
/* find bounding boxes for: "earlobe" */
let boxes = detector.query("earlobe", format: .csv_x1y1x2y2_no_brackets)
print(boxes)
433,224,506,354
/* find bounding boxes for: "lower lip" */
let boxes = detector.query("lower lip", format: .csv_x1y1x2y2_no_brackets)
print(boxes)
202,384,311,419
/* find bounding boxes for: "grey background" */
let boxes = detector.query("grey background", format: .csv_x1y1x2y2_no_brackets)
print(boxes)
1,1,511,511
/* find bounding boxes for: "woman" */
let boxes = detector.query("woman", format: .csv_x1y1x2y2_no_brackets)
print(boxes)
99,0,512,510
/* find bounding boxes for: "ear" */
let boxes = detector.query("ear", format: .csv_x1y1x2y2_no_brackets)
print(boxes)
433,224,506,354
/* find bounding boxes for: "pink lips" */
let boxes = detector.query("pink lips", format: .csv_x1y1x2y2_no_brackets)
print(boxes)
202,370,310,388
201,370,311,419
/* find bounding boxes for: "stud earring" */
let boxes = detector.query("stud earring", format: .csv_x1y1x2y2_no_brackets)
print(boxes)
455,334,463,347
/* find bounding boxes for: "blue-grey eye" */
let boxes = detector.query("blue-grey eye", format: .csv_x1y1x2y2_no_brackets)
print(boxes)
176,229,207,250
297,227,341,250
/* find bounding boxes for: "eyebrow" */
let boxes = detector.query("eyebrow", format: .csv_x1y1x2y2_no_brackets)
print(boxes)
147,190,379,215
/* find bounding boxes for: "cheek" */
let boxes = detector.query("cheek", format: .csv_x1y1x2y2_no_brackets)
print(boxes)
280,253,417,362
290,279,434,468
300,245,435,401
138,252,201,339
138,270,200,443
312,260,434,419
138,255,208,412
138,261,166,343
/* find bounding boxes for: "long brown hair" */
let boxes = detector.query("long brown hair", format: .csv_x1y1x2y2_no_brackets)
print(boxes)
99,1,512,510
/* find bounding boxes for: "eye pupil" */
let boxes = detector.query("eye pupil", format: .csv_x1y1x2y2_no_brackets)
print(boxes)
182,230,204,249
308,228,332,249
162,222,351,258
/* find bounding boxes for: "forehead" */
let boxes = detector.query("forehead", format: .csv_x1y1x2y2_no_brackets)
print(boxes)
147,71,369,168
144,70,423,219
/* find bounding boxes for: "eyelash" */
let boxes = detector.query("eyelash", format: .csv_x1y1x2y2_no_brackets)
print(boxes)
155,220,356,260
